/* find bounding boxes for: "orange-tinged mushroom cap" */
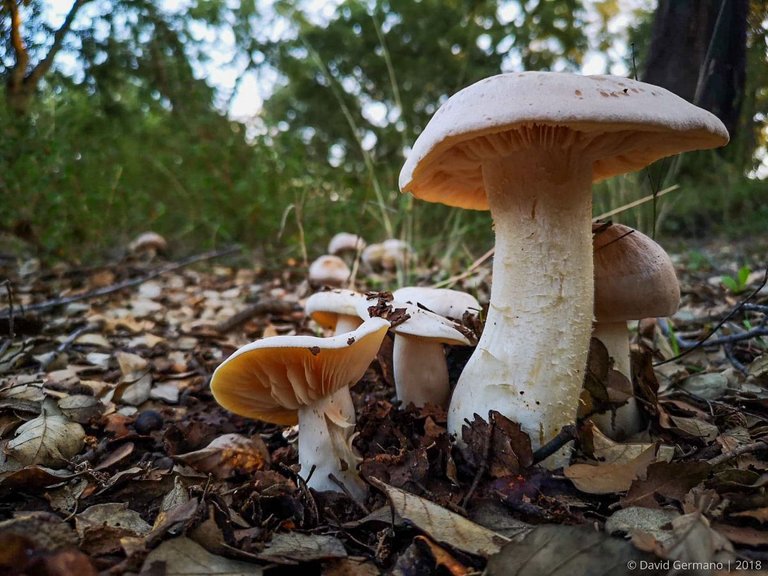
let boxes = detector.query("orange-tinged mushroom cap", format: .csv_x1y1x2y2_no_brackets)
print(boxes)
210,317,389,425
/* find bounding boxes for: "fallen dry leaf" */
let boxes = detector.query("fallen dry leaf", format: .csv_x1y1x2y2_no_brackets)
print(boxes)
620,461,711,508
564,445,657,494
485,525,655,576
141,536,263,575
6,399,85,466
176,433,271,479
370,477,510,557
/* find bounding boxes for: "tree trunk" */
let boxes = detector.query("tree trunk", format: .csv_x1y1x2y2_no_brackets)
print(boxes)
643,0,748,140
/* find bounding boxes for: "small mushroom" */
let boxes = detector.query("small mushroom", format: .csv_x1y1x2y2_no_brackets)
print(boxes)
388,289,476,408
362,239,412,272
308,255,351,287
128,232,167,258
305,289,368,335
328,233,366,257
400,72,728,466
589,222,680,438
210,317,390,497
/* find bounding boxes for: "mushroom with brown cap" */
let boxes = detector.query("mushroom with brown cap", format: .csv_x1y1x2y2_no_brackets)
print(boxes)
210,317,390,497
589,222,680,438
389,288,477,408
399,71,728,466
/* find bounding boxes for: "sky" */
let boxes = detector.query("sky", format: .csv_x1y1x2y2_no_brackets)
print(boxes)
44,0,651,119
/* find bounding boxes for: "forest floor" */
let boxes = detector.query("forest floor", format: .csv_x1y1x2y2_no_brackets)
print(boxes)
1,232,767,576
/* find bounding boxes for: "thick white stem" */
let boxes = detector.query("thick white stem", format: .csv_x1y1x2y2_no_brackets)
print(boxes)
298,390,366,498
448,149,594,468
591,321,644,439
393,335,450,408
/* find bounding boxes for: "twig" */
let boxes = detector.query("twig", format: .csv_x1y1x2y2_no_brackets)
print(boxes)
0,280,14,357
532,424,577,465
39,323,100,370
655,267,768,366
215,299,301,333
723,343,748,376
328,473,370,515
707,440,768,467
461,415,495,509
278,462,319,527
0,246,240,318
660,319,768,349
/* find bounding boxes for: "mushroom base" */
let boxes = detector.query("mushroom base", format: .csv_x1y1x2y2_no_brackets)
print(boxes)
590,321,644,439
448,147,594,468
298,388,366,498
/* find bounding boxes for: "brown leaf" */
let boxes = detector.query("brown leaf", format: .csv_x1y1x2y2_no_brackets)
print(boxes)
621,461,711,508
731,507,768,523
485,525,656,576
256,532,347,564
414,535,471,576
713,522,768,547
489,411,533,477
564,445,657,494
141,536,263,575
370,477,510,557
176,433,270,479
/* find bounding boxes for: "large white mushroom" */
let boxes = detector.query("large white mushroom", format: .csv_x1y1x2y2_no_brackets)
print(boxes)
210,317,390,497
399,72,728,466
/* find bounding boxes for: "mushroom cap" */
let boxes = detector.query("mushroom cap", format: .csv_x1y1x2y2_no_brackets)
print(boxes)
400,72,729,210
328,232,366,255
308,255,351,286
129,232,168,254
393,287,480,320
305,290,368,331
593,223,680,322
388,298,473,346
210,317,390,426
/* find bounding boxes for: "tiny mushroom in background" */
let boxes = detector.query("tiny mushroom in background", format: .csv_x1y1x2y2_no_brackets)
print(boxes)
362,239,412,272
588,222,680,439
308,255,351,287
399,71,728,467
328,232,367,257
388,289,477,408
305,289,368,335
210,317,390,498
128,231,167,258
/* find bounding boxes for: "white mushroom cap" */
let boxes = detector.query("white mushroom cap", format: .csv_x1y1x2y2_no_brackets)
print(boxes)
328,233,366,256
305,290,369,331
388,299,472,346
400,71,729,210
593,223,680,322
129,232,168,254
308,255,351,287
393,287,480,321
210,317,390,425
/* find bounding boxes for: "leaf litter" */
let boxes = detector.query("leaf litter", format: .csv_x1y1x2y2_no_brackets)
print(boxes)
0,238,768,574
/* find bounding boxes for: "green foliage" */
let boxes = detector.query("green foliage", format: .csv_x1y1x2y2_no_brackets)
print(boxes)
721,265,752,294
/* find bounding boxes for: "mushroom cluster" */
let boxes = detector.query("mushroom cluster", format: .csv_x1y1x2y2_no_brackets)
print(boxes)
210,70,729,495
399,71,728,466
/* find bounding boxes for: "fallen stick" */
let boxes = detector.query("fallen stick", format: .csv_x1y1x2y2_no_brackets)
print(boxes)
0,246,241,318
215,299,301,333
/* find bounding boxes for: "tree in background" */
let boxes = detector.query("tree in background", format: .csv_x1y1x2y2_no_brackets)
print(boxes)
643,0,748,142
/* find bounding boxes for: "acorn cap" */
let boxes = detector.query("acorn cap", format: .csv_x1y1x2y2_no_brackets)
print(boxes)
210,317,390,425
593,223,680,322
400,71,729,210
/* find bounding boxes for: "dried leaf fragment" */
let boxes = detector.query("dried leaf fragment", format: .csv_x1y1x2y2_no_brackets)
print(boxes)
6,402,85,467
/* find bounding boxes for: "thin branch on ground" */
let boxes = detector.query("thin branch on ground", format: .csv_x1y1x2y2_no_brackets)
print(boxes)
0,246,240,318
655,267,768,366
532,424,578,465
707,439,768,467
